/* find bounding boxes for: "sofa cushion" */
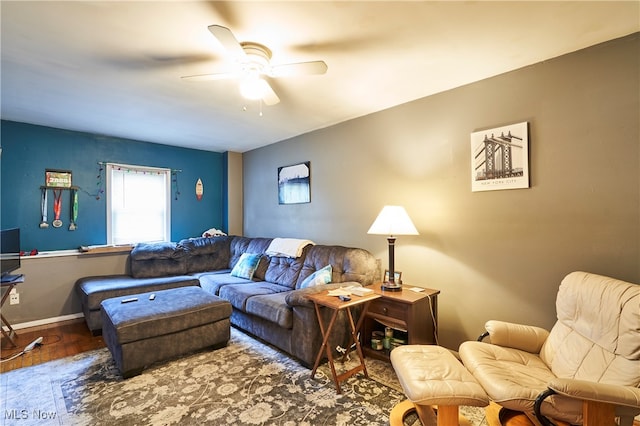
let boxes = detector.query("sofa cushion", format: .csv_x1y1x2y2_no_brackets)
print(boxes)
253,255,270,281
219,282,291,311
296,245,379,288
299,264,332,288
264,243,312,289
129,242,187,278
76,274,199,311
230,253,262,280
179,236,232,273
198,272,252,296
130,241,180,260
229,237,273,269
245,292,293,329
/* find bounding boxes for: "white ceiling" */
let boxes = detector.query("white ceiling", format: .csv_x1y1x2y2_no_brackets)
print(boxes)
1,1,638,153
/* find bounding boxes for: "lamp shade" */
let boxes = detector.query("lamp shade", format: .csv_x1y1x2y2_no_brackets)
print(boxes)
367,206,419,236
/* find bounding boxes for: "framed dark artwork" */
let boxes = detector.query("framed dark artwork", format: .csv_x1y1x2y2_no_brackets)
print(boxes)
470,121,529,192
278,162,310,204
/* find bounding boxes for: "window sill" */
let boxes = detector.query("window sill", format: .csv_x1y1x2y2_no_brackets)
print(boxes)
79,244,134,255
21,249,81,260
20,245,133,260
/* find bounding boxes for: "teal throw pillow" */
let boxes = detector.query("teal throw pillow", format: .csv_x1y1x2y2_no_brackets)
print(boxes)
300,265,332,288
230,253,261,280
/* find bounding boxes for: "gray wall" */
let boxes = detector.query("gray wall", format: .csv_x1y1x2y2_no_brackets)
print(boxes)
243,34,639,349
2,252,129,325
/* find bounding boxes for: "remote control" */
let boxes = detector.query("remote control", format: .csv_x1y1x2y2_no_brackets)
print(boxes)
121,297,138,303
338,295,351,302
149,294,156,300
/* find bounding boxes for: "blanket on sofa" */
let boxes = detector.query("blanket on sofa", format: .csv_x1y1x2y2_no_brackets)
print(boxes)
265,238,314,258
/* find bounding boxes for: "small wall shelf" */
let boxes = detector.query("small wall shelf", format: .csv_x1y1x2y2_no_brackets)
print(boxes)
39,186,79,190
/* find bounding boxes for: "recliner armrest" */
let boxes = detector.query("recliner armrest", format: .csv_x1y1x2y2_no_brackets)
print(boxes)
485,320,549,353
548,378,640,410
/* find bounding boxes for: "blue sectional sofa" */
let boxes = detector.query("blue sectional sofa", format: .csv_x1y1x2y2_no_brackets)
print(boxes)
76,235,380,367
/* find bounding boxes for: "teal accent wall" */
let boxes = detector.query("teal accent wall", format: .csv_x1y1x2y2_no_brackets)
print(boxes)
0,120,226,251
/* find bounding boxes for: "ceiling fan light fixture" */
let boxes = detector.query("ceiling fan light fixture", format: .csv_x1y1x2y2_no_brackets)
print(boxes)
241,42,272,69
239,75,269,100
182,26,323,107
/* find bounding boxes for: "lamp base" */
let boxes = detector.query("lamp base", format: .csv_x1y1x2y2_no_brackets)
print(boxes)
381,281,402,292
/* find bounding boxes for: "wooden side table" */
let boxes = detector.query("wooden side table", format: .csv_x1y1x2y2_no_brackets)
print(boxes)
362,282,440,362
307,290,381,394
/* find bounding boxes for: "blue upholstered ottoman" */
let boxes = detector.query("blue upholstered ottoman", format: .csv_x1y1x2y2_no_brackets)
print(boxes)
101,286,232,378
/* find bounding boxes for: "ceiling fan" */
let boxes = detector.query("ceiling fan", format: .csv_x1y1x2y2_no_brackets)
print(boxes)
182,25,328,106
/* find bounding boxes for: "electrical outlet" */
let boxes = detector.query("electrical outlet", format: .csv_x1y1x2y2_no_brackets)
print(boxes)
10,292,19,305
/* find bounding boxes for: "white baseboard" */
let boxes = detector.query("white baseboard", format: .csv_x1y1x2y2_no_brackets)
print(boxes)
3,312,85,332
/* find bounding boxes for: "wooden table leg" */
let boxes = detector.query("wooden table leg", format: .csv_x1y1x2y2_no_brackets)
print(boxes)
352,301,371,375
310,302,343,393
344,304,369,378
309,296,378,394
1,313,18,347
0,283,18,347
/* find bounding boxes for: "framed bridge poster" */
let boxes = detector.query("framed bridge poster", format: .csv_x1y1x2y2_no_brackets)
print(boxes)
470,121,529,192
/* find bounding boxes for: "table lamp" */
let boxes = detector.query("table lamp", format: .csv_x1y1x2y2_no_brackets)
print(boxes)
367,206,419,291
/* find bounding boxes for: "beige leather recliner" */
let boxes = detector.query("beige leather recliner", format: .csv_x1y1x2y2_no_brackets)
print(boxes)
459,271,640,426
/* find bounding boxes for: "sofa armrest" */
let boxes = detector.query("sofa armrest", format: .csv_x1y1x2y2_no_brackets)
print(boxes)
285,282,363,307
548,378,640,410
485,320,550,353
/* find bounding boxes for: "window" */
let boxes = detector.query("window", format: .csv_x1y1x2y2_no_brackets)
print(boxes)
106,163,171,245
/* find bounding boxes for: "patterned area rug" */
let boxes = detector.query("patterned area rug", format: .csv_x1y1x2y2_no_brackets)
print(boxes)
1,328,486,425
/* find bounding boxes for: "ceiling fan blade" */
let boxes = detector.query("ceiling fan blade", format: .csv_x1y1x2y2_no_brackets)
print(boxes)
181,72,237,82
270,61,328,78
208,25,246,60
262,81,280,106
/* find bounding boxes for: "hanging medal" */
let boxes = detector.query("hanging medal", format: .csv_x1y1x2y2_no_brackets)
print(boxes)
69,189,78,231
39,188,49,228
52,189,63,228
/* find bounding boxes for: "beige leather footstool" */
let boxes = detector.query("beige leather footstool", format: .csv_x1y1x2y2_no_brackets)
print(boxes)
390,345,489,426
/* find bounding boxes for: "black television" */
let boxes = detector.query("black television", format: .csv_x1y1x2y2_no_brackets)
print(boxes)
1,228,21,280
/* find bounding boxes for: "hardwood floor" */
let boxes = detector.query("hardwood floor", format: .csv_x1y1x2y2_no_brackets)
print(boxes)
0,319,104,373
